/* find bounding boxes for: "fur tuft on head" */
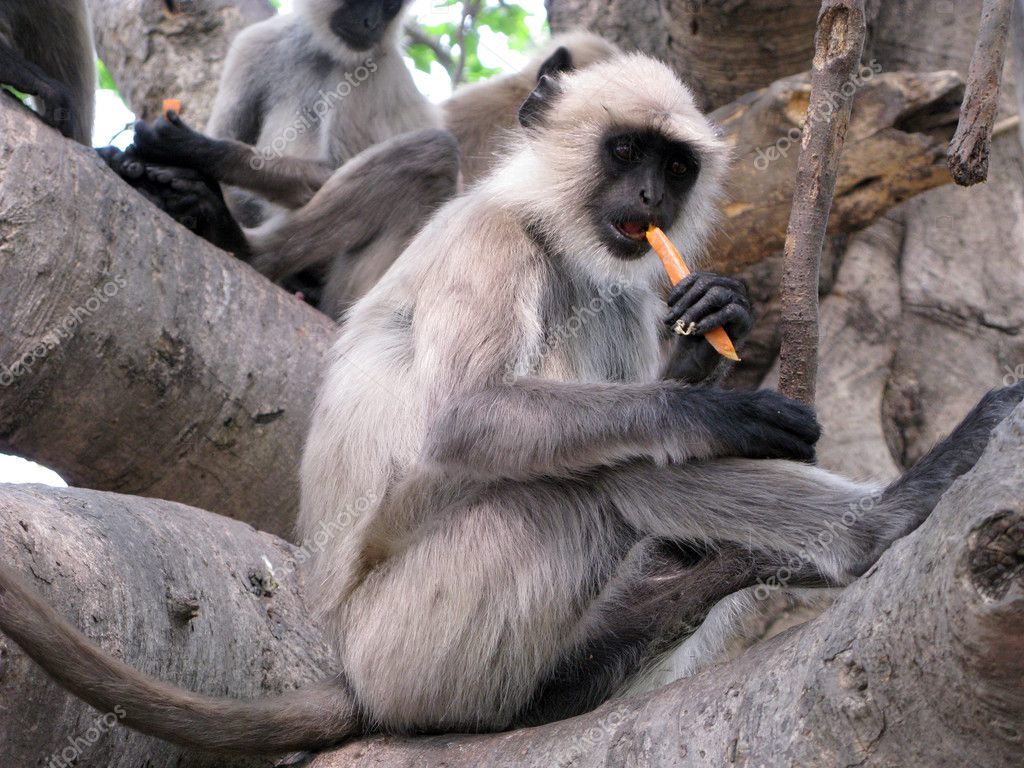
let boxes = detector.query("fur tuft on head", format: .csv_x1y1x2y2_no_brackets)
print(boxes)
489,54,729,286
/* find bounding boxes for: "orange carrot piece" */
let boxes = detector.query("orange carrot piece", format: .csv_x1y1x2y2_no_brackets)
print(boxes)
162,98,182,116
646,225,740,362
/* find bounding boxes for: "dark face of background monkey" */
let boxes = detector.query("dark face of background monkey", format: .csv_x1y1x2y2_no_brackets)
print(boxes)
330,0,405,50
595,129,702,260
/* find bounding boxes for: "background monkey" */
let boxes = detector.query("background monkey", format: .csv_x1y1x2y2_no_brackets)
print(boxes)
103,0,457,316
2,52,1021,755
0,0,95,145
113,28,618,315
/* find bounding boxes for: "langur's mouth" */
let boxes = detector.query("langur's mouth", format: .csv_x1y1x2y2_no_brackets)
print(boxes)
613,220,651,241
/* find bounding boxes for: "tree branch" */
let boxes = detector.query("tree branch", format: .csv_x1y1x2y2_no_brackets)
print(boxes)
777,0,868,405
0,484,335,768
4,403,1024,767
948,0,1016,185
0,95,334,541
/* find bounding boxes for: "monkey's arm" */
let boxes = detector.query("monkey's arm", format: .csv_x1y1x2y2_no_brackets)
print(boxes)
246,129,460,281
661,271,753,385
134,112,334,210
422,380,820,482
0,39,81,141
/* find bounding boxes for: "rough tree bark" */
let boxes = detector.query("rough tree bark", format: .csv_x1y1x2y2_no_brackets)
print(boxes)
708,69,962,273
545,0,669,61
5,403,1023,767
777,0,867,404
0,485,335,768
87,0,275,127
0,96,334,542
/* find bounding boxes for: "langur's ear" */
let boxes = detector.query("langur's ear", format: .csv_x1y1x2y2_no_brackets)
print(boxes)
519,74,561,129
537,46,574,80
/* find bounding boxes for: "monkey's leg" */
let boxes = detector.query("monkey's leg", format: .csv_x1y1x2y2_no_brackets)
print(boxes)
0,40,79,140
98,147,252,258
132,112,334,208
517,539,823,726
247,129,461,283
601,382,1024,584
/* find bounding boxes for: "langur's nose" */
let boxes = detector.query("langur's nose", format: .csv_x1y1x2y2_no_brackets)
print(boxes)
640,188,663,206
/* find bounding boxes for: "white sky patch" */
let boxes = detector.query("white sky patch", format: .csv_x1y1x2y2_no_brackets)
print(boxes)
0,454,66,487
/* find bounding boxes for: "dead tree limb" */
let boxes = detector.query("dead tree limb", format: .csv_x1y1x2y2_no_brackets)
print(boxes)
1014,0,1024,148
0,95,335,541
778,0,868,405
709,69,961,274
948,0,1016,185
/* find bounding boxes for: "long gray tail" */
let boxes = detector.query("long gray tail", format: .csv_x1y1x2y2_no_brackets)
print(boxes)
0,564,360,754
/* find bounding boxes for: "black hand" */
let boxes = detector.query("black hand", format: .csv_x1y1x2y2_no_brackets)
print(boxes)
133,111,227,169
705,389,821,463
664,272,753,342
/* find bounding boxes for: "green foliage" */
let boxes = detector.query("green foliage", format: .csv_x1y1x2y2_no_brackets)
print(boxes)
96,59,118,91
2,86,30,104
406,1,539,85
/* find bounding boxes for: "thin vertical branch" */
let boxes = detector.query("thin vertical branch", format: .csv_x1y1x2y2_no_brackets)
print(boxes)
1014,0,1024,149
948,0,1015,185
777,0,868,405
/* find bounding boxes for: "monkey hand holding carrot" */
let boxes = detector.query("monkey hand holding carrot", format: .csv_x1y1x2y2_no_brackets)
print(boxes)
647,226,751,382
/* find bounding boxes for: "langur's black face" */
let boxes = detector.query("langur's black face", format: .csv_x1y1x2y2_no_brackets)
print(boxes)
331,0,404,50
591,129,701,260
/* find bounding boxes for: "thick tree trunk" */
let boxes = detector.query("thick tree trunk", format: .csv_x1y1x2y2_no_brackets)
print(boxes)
545,0,669,61
0,96,334,541
87,0,275,126
0,484,336,768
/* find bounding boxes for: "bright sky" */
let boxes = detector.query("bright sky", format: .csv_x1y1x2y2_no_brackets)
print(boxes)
4,0,548,487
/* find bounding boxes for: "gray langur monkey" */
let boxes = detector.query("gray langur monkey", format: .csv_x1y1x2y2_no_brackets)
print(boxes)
0,0,95,144
2,53,1022,755
111,26,618,315
104,0,459,316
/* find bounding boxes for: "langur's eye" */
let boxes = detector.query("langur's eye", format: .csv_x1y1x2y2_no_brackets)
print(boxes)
612,139,639,163
669,159,689,177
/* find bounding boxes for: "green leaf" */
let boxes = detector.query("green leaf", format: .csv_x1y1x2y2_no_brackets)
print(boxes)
96,59,118,91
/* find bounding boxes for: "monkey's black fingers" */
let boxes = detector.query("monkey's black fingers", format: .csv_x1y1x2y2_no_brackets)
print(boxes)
690,302,754,340
738,390,822,451
97,146,146,182
665,273,750,325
